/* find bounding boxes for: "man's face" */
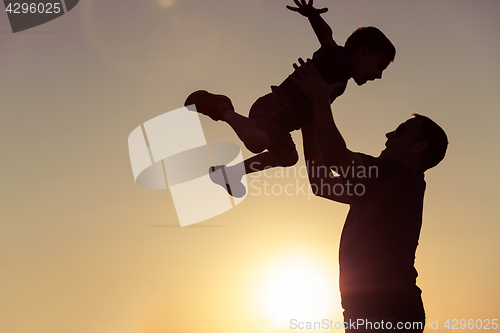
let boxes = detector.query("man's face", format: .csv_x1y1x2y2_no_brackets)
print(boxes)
380,118,426,159
351,49,391,86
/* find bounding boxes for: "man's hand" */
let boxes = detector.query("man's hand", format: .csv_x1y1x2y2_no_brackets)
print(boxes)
287,0,327,17
289,58,344,104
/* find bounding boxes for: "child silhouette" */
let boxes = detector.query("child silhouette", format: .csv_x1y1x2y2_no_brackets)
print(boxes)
185,0,395,197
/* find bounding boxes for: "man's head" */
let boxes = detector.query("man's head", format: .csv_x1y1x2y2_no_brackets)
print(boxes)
380,114,448,172
345,26,395,86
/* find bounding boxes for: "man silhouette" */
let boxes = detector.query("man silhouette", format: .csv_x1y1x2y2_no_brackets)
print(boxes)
291,59,448,332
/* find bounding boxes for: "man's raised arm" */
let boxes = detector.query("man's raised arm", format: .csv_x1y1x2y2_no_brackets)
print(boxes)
290,59,363,178
301,124,355,204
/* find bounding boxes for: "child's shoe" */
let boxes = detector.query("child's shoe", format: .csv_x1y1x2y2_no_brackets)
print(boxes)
208,165,246,198
184,90,234,121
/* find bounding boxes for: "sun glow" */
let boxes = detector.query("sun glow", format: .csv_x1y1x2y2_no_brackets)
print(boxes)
157,0,176,8
255,256,336,327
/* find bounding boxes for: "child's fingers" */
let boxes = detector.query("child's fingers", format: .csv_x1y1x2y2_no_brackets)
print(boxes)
292,0,302,8
286,5,299,11
305,58,319,75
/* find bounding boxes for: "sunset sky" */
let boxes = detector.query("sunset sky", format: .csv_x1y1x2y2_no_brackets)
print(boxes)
1,0,499,332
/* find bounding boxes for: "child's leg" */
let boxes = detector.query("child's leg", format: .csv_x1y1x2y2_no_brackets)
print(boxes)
211,142,298,198
221,110,271,154
185,90,272,154
242,132,299,175
214,94,298,185
243,150,299,174
189,91,301,194
222,132,298,182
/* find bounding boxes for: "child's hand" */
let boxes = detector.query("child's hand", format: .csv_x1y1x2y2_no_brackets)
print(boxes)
289,58,344,103
287,0,328,17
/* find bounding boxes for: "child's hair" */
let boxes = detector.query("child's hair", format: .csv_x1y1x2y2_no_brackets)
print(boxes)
412,113,449,170
344,26,396,62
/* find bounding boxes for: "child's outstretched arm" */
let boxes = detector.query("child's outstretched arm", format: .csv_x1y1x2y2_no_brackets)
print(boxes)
287,0,337,51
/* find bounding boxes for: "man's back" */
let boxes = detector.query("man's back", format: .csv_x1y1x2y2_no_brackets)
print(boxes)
340,154,426,320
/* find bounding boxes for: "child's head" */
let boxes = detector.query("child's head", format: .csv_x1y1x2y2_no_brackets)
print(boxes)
345,26,396,86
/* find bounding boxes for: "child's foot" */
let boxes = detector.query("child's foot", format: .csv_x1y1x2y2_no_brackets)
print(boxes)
209,165,246,198
184,90,234,121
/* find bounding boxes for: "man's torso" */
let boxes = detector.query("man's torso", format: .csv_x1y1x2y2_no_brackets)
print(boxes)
339,154,426,320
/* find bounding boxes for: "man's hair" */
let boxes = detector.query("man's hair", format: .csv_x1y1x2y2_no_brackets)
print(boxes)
412,113,448,170
344,26,396,62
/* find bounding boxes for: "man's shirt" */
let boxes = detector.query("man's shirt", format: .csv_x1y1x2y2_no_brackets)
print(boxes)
340,154,426,320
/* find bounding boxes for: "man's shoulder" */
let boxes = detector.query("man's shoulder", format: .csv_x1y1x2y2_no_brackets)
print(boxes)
359,153,408,170
357,153,425,184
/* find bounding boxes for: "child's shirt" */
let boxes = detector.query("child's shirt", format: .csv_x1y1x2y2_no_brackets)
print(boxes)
270,45,351,132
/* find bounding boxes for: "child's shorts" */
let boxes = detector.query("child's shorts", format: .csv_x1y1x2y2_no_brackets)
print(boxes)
248,93,297,156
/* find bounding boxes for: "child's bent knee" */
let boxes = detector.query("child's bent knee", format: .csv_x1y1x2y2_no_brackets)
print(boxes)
244,132,270,154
